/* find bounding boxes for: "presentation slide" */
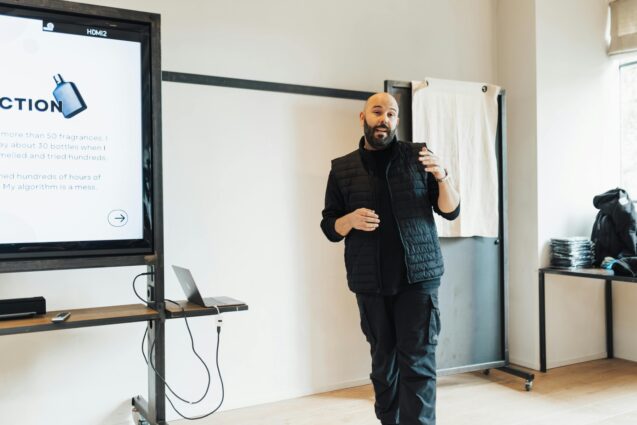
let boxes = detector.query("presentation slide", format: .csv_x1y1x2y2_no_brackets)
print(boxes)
0,13,143,244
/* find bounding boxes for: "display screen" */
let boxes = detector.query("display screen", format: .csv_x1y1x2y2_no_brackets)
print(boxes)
0,7,153,258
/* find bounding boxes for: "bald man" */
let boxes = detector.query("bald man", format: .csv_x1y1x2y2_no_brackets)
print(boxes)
321,93,460,425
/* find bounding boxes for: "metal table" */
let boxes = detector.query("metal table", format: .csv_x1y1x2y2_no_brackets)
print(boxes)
538,267,637,372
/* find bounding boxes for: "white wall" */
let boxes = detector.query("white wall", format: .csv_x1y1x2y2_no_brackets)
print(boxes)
536,0,619,369
0,1,499,424
496,0,539,369
500,0,637,370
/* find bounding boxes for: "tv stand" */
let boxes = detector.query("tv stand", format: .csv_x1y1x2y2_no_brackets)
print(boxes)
0,291,248,425
0,3,251,424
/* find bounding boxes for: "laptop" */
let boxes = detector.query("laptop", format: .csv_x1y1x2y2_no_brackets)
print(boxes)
172,265,244,309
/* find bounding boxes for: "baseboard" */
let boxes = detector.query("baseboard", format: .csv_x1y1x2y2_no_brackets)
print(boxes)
509,357,539,371
614,353,637,363
310,377,372,395
215,377,373,414
547,352,606,369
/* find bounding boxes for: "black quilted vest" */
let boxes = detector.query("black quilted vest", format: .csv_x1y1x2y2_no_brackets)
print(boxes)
331,140,444,293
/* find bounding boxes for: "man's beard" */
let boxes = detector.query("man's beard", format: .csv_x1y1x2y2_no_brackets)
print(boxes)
364,120,396,150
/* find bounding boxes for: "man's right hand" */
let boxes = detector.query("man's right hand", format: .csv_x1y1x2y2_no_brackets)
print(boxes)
335,208,380,237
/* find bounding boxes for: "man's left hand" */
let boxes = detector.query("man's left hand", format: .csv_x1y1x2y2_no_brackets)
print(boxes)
418,147,446,180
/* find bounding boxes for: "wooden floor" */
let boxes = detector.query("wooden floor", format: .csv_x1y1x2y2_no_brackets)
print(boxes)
173,359,637,425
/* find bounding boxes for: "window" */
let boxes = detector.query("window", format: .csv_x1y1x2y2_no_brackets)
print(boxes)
619,62,637,198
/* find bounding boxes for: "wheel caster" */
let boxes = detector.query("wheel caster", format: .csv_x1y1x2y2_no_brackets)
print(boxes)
525,380,533,391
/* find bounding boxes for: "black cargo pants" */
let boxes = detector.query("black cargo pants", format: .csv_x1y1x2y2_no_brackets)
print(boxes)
356,287,441,425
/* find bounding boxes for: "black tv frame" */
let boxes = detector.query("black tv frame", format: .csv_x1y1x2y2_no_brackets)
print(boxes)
0,2,165,424
0,0,162,271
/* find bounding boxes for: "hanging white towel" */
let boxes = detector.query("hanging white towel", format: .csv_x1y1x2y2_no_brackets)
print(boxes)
412,78,500,238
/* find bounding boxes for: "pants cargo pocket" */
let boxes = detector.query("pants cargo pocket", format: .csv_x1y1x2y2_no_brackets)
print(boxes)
428,293,441,345
356,298,377,348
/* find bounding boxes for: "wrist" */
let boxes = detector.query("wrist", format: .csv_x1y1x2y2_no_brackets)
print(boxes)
346,212,354,228
334,216,348,237
338,213,354,233
436,168,449,183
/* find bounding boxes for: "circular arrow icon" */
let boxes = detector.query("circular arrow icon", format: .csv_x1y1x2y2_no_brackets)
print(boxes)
108,209,128,227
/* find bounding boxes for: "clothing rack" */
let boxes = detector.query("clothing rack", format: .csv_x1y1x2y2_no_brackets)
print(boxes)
385,80,533,390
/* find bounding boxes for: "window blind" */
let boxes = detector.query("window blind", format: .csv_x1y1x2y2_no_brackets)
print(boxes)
610,0,637,54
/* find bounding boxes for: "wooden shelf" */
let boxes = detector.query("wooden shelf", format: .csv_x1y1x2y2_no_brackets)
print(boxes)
165,300,248,319
0,299,249,336
0,304,160,336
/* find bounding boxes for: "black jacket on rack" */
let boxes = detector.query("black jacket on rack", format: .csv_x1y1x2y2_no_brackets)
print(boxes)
591,188,637,266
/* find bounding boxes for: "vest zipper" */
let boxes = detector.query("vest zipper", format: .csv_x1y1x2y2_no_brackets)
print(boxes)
386,160,412,284
370,173,382,292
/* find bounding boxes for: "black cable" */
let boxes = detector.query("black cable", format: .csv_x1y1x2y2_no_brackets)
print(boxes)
133,272,225,419
163,326,225,420
132,272,154,306
142,308,225,419
146,299,212,404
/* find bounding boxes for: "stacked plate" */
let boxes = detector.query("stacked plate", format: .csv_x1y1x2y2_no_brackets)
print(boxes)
550,237,594,269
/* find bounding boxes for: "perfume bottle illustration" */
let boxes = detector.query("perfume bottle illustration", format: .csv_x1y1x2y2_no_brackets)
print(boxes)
52,74,87,118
